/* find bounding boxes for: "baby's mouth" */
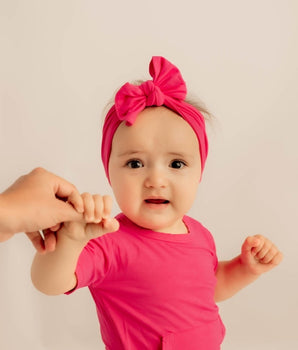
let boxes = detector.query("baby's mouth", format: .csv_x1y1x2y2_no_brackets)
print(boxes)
145,199,170,204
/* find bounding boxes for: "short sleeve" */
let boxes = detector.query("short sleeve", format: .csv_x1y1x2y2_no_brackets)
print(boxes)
211,236,218,272
204,228,218,272
196,221,218,273
66,236,113,294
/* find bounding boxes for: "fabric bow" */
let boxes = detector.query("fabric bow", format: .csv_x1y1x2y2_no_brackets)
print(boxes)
115,56,187,125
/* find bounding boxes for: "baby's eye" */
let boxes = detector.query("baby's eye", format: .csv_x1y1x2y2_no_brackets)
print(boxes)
126,160,143,169
170,160,186,169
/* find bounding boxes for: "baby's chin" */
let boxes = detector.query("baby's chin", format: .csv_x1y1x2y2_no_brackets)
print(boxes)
131,216,187,234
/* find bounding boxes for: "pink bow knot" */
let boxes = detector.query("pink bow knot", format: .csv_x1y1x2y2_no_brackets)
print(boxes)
115,56,187,125
140,80,165,107
115,81,165,125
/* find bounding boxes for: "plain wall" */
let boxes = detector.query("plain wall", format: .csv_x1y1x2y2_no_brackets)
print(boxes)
0,1,297,349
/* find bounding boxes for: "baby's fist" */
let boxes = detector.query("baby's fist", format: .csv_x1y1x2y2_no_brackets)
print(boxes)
241,235,283,275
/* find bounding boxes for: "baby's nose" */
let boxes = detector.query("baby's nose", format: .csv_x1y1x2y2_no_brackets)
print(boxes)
144,167,168,188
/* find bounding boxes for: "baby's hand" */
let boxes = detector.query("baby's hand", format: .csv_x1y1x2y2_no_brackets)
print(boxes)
59,193,119,244
240,235,283,275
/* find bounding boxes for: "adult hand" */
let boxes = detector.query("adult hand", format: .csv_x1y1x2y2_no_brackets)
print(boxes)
0,167,84,252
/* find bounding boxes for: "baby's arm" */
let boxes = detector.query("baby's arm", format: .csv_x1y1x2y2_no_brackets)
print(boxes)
31,194,119,295
214,235,283,302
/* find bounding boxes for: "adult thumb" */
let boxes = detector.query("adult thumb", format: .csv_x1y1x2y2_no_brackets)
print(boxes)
53,199,83,223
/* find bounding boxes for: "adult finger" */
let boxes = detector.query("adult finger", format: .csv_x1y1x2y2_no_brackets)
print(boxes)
49,224,61,231
43,230,57,252
51,172,79,199
26,231,45,254
51,199,84,224
0,232,14,242
67,189,84,213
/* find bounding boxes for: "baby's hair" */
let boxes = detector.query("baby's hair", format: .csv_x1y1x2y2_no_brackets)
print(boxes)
101,80,214,124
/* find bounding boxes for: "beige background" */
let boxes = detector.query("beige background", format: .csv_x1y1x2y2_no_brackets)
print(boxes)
0,1,297,349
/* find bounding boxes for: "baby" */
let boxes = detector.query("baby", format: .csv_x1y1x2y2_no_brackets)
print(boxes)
31,57,283,350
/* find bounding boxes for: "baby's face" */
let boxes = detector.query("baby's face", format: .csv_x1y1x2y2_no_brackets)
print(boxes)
108,106,201,234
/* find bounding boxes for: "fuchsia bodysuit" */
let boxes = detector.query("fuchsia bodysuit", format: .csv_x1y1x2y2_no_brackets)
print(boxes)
68,213,225,349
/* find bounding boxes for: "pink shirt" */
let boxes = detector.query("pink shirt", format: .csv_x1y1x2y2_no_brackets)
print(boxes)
69,213,225,349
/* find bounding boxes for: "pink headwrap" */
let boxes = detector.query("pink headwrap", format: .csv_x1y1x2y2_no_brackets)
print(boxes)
101,56,208,182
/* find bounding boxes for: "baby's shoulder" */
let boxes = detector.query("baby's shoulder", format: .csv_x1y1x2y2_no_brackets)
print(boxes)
184,215,216,247
184,215,210,232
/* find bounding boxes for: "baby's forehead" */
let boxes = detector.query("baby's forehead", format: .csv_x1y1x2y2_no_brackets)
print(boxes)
119,106,193,133
112,107,200,156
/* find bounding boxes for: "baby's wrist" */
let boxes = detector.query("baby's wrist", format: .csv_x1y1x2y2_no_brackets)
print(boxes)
57,227,89,249
239,255,263,277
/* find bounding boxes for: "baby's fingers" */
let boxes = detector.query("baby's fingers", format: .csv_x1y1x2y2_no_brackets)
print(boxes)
85,218,119,237
82,194,113,224
103,217,120,233
252,235,272,259
93,194,104,223
251,235,282,264
271,251,283,266
93,195,113,223
102,195,113,219
260,246,283,265
82,192,95,222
